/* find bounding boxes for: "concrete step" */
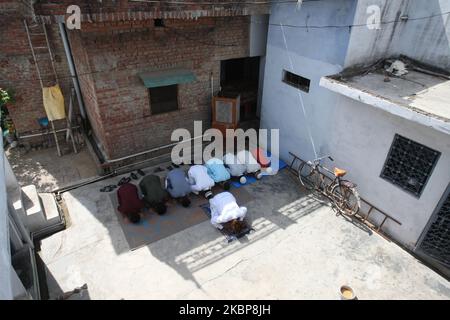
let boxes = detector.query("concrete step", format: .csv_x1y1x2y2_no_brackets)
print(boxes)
21,185,48,233
18,186,63,237
39,193,60,223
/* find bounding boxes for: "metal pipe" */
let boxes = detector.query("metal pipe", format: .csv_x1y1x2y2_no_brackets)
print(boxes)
18,126,80,139
51,133,210,194
53,152,171,195
210,72,214,98
110,150,176,172
103,134,208,164
53,173,116,195
58,22,87,120
53,136,210,195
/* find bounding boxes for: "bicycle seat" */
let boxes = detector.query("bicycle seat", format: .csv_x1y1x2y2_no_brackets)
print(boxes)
334,168,347,177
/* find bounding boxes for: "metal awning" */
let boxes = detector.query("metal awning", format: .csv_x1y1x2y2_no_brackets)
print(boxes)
138,68,197,88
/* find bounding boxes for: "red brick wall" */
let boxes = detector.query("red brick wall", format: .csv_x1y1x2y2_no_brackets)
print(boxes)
68,16,251,159
1,0,254,160
67,29,109,154
0,1,73,134
35,0,270,20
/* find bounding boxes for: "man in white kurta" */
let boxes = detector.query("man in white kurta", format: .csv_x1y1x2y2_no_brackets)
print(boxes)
209,192,247,229
236,149,263,179
188,165,215,196
223,153,247,184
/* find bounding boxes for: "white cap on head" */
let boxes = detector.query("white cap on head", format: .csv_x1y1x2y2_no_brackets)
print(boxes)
239,176,247,184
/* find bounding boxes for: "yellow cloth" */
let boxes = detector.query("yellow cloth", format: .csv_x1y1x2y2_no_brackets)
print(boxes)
42,85,66,121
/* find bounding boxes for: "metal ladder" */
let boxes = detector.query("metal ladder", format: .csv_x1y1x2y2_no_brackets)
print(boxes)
23,18,77,156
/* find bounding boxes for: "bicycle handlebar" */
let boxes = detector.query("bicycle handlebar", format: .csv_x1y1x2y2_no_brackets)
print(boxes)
312,155,334,164
308,155,335,175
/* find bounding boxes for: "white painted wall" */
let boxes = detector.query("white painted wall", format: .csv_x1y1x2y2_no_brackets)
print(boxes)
344,0,407,68
260,0,357,162
0,135,13,300
345,0,450,69
397,0,450,69
260,0,450,248
327,94,450,247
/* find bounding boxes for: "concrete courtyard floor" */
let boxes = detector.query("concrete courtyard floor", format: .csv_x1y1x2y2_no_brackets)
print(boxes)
39,168,450,300
6,145,98,192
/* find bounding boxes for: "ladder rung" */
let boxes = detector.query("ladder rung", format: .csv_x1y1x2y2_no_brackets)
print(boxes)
29,33,45,36
33,46,49,50
40,78,57,81
34,53,51,57
37,76,57,81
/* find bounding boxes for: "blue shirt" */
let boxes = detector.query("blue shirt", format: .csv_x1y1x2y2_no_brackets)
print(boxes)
165,169,191,198
206,158,231,183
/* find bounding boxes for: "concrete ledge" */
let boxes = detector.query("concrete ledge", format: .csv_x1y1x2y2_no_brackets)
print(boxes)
320,76,450,135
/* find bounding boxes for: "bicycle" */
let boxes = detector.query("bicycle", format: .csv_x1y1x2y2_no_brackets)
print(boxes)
298,155,361,216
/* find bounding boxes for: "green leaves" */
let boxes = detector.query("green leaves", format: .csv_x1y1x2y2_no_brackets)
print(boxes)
0,88,15,108
1,88,14,131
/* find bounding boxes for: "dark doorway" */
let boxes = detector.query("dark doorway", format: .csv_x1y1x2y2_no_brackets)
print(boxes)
220,57,260,122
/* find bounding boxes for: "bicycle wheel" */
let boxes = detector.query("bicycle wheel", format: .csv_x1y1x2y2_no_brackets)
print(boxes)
330,184,361,216
298,162,321,191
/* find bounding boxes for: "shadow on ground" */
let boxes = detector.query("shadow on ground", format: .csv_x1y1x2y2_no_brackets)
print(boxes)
6,145,98,192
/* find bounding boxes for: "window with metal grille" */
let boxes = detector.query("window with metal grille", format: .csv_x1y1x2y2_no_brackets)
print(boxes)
380,134,441,197
419,188,450,267
148,85,178,115
282,70,310,92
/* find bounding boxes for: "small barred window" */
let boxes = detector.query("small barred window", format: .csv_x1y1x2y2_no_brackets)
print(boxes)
380,134,441,197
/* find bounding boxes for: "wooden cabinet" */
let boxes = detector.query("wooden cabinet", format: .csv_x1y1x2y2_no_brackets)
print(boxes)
211,95,240,135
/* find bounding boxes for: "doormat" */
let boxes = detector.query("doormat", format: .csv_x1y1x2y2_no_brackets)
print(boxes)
109,186,254,250
200,204,254,243
231,154,288,188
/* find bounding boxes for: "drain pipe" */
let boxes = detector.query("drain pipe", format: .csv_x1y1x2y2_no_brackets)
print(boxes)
103,134,208,165
210,72,214,98
52,134,211,194
58,22,87,121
